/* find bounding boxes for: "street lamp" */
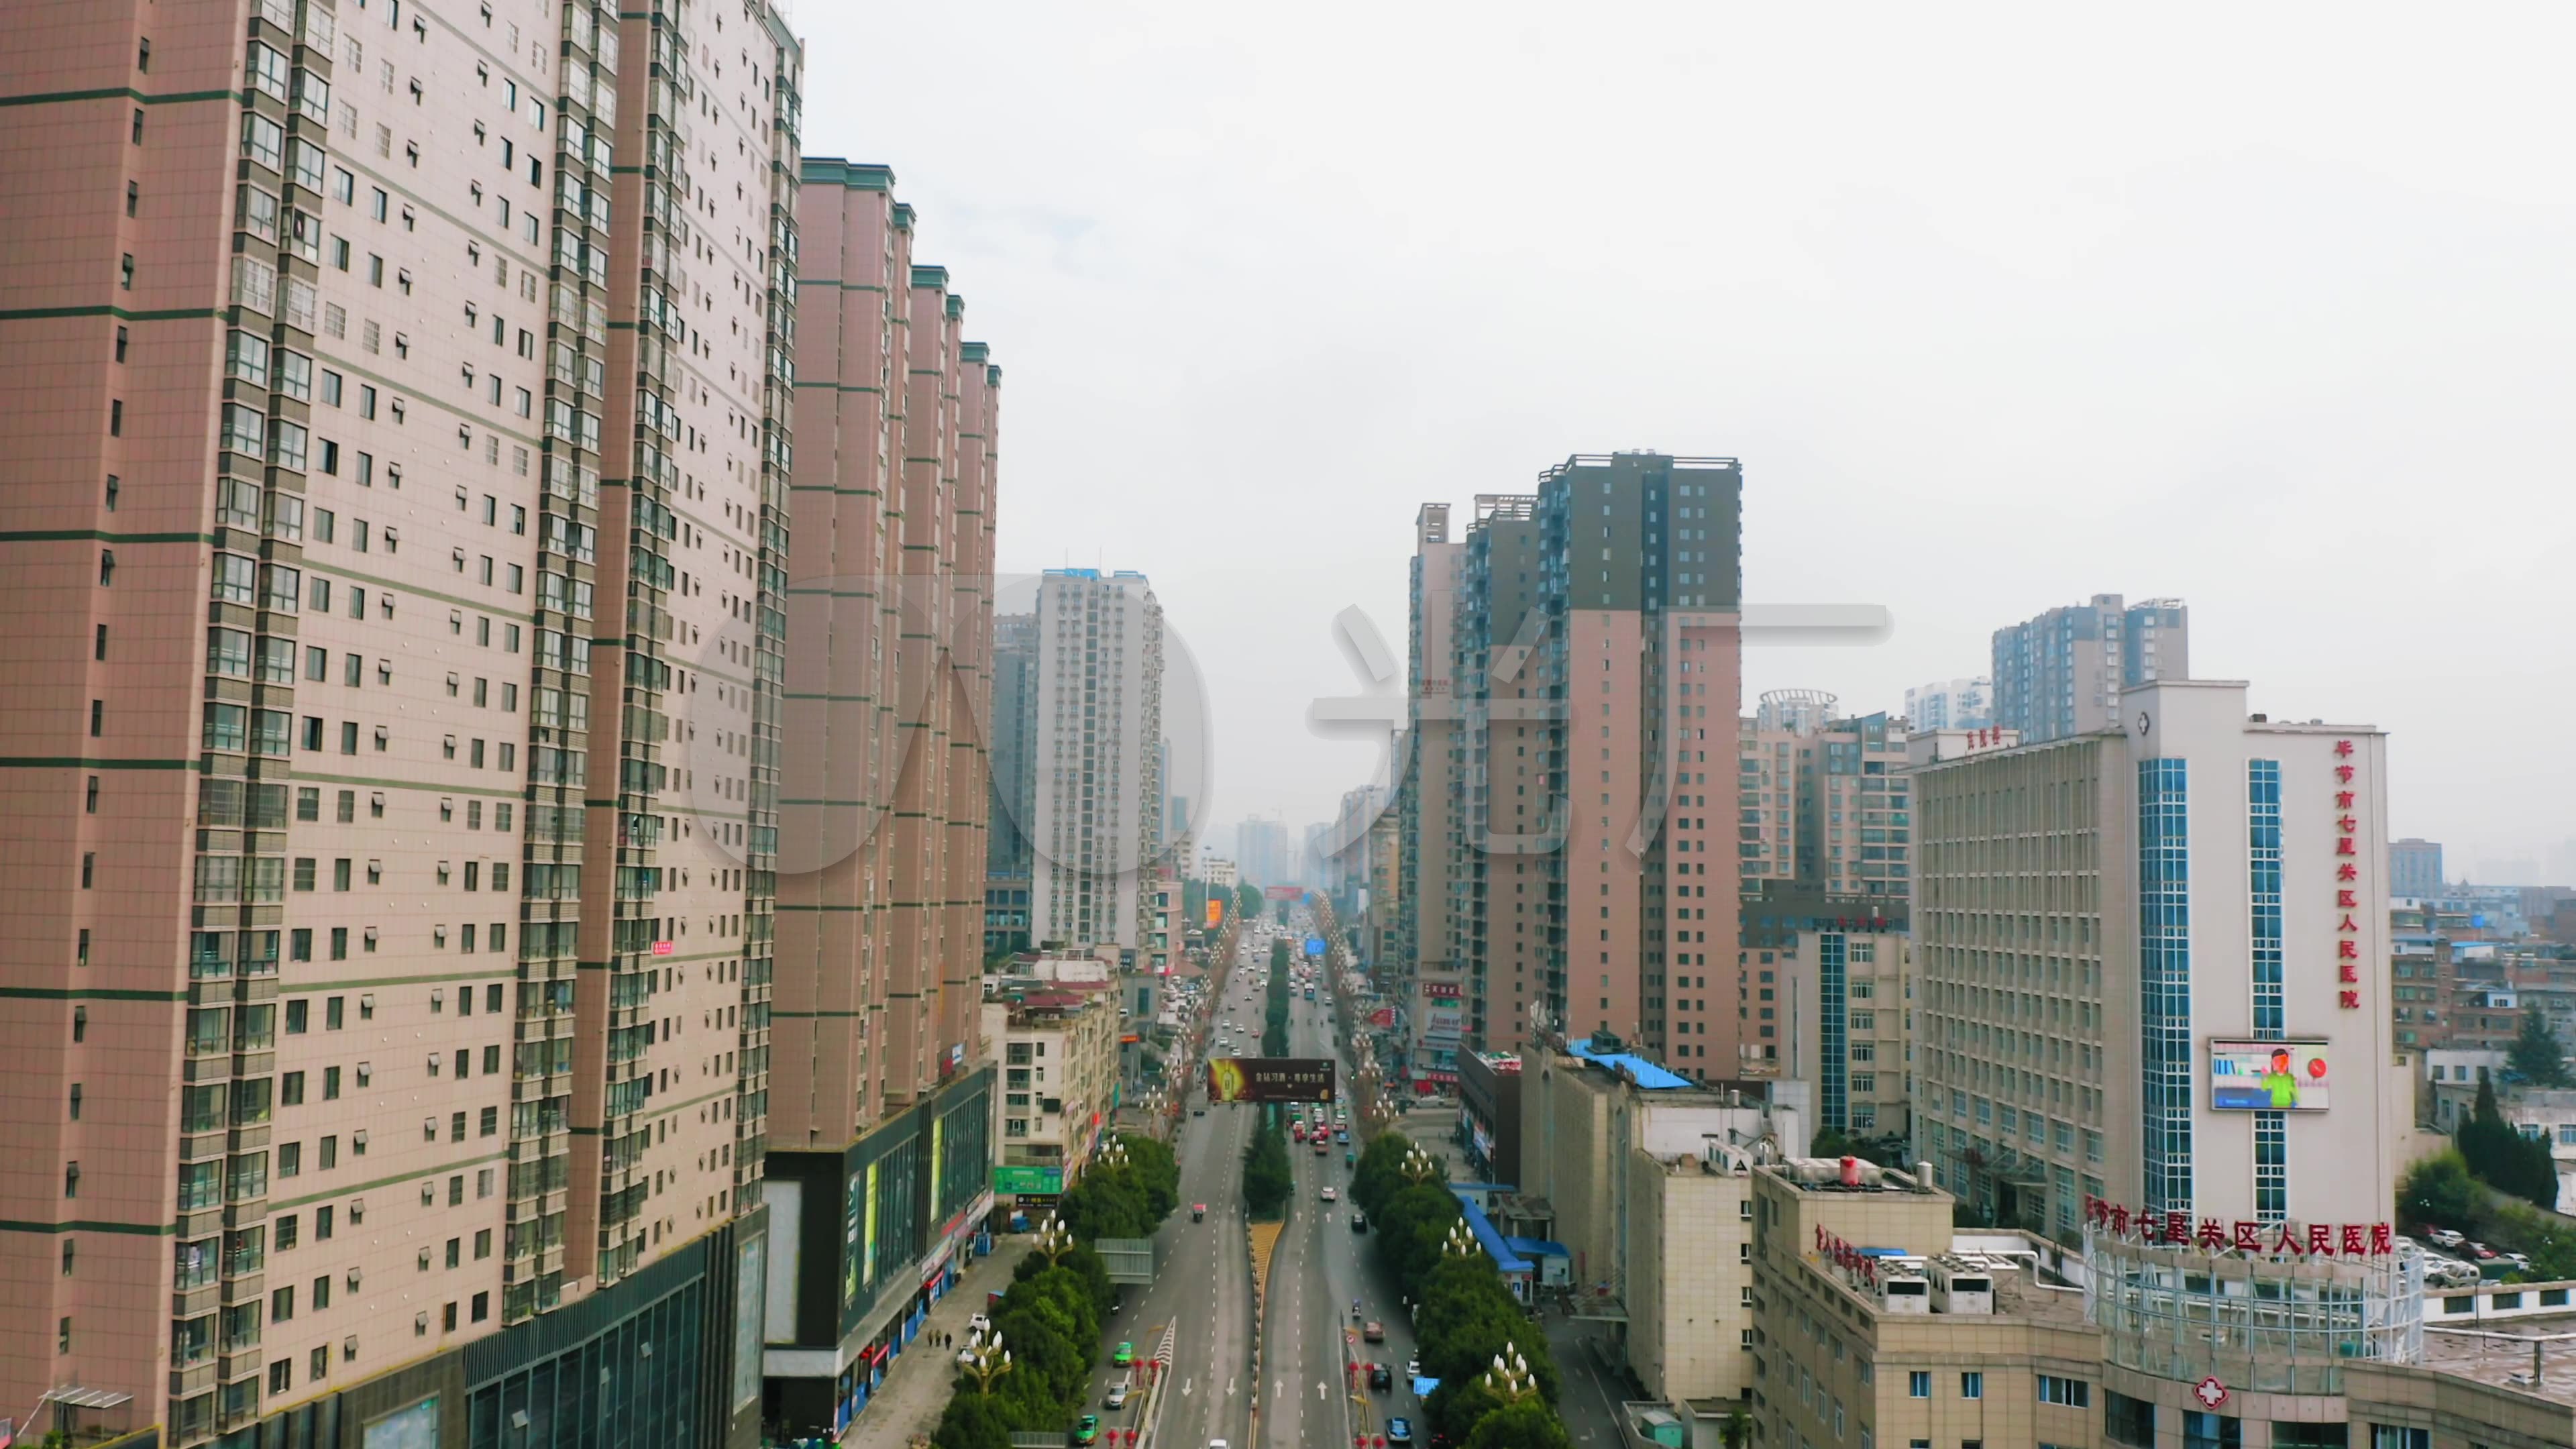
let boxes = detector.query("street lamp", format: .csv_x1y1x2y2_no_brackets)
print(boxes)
1031,1214,1075,1266
959,1328,1014,1395
1443,1218,1483,1260
1400,1142,1440,1186
1481,1343,1537,1404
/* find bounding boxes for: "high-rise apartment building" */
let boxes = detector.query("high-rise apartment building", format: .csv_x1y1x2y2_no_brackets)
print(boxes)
1990,593,2188,743
1398,503,1466,1083
2391,836,2445,899
1902,676,1990,731
1450,494,1545,1056
1235,816,1290,889
1737,694,1910,951
0,3,804,1444
1534,452,1743,1069
1028,569,1164,951
1910,680,2408,1237
762,160,1003,1438
984,612,1039,957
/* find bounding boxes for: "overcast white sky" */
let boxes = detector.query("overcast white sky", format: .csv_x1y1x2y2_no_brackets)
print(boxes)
794,2,2576,883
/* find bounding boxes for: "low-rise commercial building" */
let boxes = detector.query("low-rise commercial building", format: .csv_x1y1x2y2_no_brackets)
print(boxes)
1751,1160,2576,1449
1518,1034,1808,1412
981,985,1120,1203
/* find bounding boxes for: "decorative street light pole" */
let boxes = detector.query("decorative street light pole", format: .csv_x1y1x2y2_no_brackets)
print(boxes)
1481,1343,1537,1404
960,1328,1014,1396
1032,1214,1075,1266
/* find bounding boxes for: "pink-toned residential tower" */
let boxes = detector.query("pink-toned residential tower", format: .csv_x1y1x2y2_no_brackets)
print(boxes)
0,3,807,1446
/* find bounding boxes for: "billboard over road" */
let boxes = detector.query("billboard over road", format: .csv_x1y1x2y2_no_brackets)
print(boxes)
2208,1039,2331,1111
1205,898,1224,927
1265,885,1305,900
1207,1056,1337,1104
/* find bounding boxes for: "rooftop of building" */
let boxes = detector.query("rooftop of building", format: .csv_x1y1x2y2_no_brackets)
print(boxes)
2421,1313,2576,1407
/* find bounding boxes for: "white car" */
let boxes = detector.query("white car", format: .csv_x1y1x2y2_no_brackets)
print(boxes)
1321,1185,1338,1201
967,1312,992,1336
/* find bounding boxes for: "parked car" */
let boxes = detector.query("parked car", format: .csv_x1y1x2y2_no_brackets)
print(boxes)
2428,1228,2466,1249
2471,1242,2500,1260
967,1313,993,1336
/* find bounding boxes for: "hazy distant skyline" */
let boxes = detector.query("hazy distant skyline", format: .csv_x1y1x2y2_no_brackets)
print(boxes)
798,3,2576,877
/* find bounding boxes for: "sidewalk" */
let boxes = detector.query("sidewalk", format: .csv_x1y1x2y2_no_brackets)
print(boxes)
855,1234,1038,1446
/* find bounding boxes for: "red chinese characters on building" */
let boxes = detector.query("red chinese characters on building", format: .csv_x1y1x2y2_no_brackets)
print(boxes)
2332,739,2361,1010
2083,1195,2393,1256
1812,1226,1881,1283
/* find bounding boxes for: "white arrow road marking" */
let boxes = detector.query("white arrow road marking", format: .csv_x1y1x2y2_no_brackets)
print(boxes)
1275,1377,1285,1399
1228,1377,1238,1397
1181,1378,1193,1397
1316,1381,1327,1401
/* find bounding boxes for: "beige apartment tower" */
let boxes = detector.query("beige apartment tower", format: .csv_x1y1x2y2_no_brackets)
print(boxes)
0,2,809,1445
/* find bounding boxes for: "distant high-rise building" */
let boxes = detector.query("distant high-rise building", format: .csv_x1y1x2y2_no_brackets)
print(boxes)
2390,838,2445,899
989,614,1040,878
1735,694,1913,1094
1990,594,2188,743
1029,570,1165,949
0,5,812,1440
1904,676,1992,731
1910,679,2404,1234
1237,817,1292,888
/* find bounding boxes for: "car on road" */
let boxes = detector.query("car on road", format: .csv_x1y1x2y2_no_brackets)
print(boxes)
1073,1415,1100,1444
1106,1379,1132,1409
1368,1362,1394,1391
967,1313,993,1336
1192,1203,1208,1221
1385,1417,1413,1442
1351,1211,1367,1233
1292,1122,1306,1142
1193,1107,1205,1116
1406,1356,1421,1380
1314,1138,1330,1155
1364,1320,1385,1343
1321,1185,1337,1201
1113,1342,1134,1367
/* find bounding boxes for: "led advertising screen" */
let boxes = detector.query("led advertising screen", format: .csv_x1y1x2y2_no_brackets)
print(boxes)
1206,1057,1337,1104
2208,1039,2331,1112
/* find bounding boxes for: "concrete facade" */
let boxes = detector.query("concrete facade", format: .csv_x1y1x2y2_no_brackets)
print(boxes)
1399,502,1464,1081
1784,928,1914,1139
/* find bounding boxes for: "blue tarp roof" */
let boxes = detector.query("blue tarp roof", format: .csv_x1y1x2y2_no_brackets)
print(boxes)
1568,1036,1692,1090
1505,1236,1568,1260
1449,1190,1534,1273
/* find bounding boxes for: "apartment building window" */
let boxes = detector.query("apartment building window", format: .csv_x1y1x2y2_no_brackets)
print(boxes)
1959,1372,1982,1399
1907,1372,1929,1399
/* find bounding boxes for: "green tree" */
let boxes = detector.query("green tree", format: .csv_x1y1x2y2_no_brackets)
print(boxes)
1464,1400,1574,1449
2390,1144,2473,1222
2510,1008,2574,1087
1237,882,1265,922
1241,1116,1293,1219
1351,1132,1412,1218
2458,1078,2559,1209
931,1389,1014,1449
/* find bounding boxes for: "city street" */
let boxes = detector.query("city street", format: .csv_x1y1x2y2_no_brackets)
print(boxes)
1256,936,1424,1449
